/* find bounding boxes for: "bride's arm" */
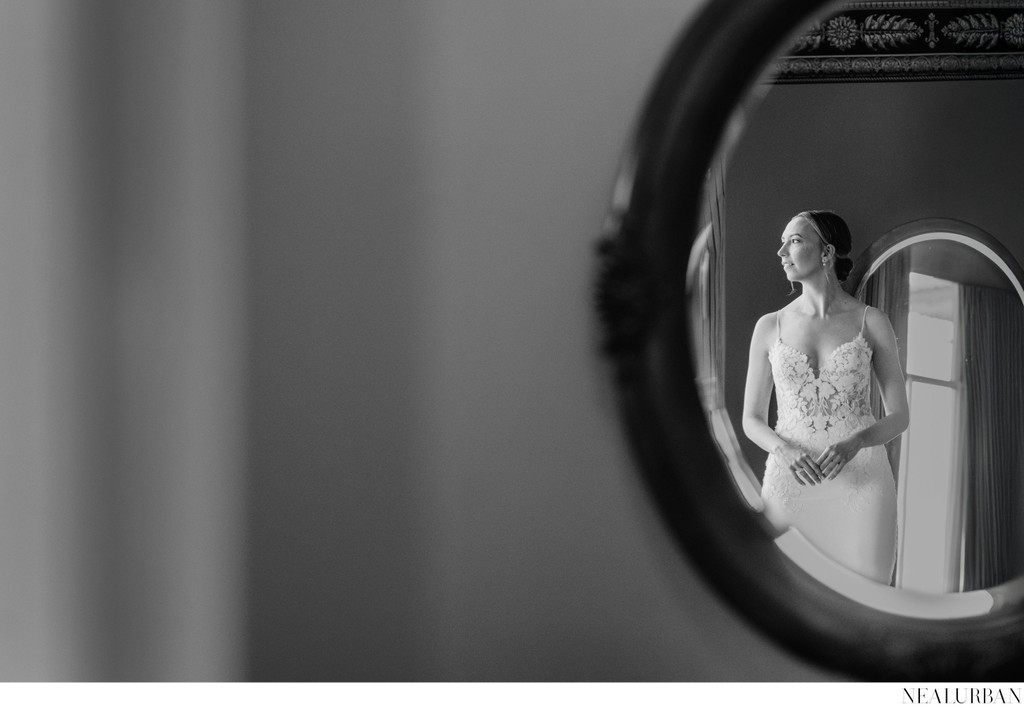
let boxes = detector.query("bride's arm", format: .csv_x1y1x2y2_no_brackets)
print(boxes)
864,306,911,442
819,307,909,478
742,313,823,485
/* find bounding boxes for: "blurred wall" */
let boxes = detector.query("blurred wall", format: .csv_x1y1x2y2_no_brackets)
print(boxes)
243,0,832,680
2,0,841,680
0,0,245,680
725,80,1024,471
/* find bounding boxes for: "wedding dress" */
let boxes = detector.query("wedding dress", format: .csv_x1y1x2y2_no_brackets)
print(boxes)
761,306,897,584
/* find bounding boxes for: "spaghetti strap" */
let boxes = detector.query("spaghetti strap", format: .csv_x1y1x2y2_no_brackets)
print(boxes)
860,305,870,334
776,310,782,341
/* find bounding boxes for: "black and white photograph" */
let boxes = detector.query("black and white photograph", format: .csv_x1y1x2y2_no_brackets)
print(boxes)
1,0,1023,701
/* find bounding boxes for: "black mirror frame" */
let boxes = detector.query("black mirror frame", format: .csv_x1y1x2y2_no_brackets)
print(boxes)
595,0,1024,680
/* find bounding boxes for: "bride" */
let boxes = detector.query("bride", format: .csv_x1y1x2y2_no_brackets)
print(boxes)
742,210,909,584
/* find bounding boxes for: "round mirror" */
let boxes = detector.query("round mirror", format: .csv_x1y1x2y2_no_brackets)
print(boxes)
597,0,1024,679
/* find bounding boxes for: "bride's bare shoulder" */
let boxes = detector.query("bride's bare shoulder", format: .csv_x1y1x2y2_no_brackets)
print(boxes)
862,303,896,335
751,311,780,347
839,292,866,312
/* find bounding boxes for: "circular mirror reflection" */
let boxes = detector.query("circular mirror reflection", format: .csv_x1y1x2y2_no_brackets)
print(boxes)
600,0,1024,675
686,8,1024,614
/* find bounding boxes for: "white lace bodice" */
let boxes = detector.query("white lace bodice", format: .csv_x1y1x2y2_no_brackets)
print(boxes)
769,333,875,444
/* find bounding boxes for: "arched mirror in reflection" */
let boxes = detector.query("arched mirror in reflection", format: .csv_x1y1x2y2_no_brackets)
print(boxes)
599,0,1024,678
851,223,1024,595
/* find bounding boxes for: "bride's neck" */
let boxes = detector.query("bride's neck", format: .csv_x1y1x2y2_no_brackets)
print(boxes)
800,281,843,318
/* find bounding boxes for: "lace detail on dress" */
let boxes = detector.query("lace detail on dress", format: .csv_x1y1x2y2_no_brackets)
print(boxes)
762,327,885,514
770,334,873,442
762,461,803,513
840,459,873,511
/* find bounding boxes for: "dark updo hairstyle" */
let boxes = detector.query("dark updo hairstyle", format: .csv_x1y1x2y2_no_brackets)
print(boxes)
796,210,854,282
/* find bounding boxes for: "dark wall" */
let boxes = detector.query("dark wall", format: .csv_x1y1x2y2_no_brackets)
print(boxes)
724,79,1024,472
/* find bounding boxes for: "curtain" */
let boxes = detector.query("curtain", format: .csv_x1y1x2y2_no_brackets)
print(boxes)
860,250,911,482
693,158,726,410
960,284,1024,590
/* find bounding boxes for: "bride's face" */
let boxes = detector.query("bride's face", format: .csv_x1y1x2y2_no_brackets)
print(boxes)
777,216,825,281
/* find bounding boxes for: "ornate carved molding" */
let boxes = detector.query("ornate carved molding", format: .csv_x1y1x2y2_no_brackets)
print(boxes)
594,209,662,383
773,2,1024,81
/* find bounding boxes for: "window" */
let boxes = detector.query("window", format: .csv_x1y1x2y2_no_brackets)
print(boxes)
896,273,964,593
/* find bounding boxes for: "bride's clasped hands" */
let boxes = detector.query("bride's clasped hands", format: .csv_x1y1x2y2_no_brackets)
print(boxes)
774,436,863,486
817,436,864,480
773,443,822,485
